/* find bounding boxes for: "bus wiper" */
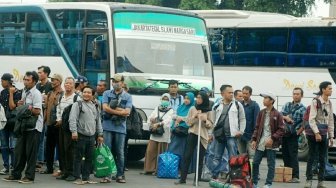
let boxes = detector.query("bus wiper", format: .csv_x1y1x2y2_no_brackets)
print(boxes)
179,82,198,92
202,45,209,63
137,79,171,93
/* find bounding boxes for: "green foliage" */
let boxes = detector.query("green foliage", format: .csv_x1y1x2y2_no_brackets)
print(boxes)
179,0,216,10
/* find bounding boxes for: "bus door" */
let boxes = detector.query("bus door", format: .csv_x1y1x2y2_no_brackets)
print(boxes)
83,32,109,87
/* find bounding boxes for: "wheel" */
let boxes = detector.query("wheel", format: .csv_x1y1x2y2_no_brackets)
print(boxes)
127,145,146,161
298,134,309,161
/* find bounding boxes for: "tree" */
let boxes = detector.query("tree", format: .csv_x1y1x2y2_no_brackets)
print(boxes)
179,0,216,10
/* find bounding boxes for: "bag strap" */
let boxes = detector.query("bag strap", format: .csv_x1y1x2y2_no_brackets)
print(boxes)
215,103,233,128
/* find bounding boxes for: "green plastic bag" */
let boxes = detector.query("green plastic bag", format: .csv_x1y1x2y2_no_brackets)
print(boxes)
93,144,117,178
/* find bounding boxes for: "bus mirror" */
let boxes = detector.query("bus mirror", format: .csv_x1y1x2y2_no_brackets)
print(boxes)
202,45,209,63
218,41,224,60
92,34,106,60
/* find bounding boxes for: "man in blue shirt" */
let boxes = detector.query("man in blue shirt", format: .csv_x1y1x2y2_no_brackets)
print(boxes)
281,87,306,183
168,80,183,112
238,86,260,161
102,74,132,183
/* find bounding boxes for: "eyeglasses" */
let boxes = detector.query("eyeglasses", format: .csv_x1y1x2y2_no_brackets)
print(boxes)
323,109,328,117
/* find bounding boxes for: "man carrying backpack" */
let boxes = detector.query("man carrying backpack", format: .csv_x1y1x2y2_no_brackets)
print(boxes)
251,92,285,188
305,81,334,188
55,77,79,181
211,84,246,179
281,87,306,183
69,85,103,185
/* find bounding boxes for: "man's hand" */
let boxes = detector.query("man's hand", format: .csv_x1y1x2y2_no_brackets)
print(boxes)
9,87,15,94
315,133,322,142
97,136,104,144
119,109,130,116
265,138,273,148
72,132,78,141
17,99,24,106
235,132,242,138
208,135,213,143
55,121,62,127
329,138,334,147
251,141,256,150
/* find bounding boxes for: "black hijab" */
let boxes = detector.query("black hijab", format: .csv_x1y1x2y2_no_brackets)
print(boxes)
195,92,211,113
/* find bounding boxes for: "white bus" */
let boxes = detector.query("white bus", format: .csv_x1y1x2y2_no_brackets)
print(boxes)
0,2,214,160
191,9,336,160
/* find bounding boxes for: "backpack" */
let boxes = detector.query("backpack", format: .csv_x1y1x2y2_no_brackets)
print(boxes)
60,94,80,132
304,97,329,136
325,162,336,181
126,106,143,139
229,154,252,188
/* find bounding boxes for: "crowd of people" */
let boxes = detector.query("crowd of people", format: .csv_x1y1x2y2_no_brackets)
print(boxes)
0,65,334,188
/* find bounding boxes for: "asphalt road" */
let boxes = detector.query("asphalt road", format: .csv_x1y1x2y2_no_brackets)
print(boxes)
0,159,334,188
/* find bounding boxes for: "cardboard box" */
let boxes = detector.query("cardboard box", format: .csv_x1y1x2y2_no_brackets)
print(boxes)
273,167,293,182
274,173,284,182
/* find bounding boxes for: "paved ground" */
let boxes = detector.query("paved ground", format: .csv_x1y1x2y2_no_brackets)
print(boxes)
0,158,334,187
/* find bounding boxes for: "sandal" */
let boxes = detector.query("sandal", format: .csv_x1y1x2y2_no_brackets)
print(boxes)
100,177,112,183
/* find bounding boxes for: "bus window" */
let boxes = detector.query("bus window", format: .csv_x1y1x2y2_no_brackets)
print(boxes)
0,13,25,55
48,10,85,70
26,13,60,56
87,10,107,28
288,28,336,67
208,28,235,66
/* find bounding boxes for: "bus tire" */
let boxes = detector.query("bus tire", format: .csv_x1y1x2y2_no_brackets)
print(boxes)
127,145,146,161
298,134,309,161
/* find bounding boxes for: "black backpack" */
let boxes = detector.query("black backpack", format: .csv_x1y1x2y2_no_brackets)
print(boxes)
60,94,79,132
126,106,143,139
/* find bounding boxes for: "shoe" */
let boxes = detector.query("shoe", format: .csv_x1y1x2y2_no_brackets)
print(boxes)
52,170,61,177
253,184,260,188
73,179,86,185
3,175,20,182
304,180,312,188
111,175,117,180
65,175,76,181
40,169,53,174
56,174,68,180
18,177,34,184
174,180,186,185
116,176,126,183
262,184,271,188
288,178,300,183
317,181,327,188
0,168,9,175
125,168,129,171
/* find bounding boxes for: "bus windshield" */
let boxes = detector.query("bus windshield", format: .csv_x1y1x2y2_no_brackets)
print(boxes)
113,11,212,95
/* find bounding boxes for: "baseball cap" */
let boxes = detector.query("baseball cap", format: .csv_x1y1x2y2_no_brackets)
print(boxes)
1,73,14,83
111,74,124,82
200,87,210,94
50,73,63,83
76,75,88,83
260,91,276,101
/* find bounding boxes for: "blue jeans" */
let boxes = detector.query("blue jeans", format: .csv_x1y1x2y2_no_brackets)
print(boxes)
104,131,125,177
206,139,229,175
37,125,46,163
210,137,238,178
0,129,16,169
253,149,276,186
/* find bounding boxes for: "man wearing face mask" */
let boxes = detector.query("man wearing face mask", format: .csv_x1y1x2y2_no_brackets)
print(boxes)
102,74,132,183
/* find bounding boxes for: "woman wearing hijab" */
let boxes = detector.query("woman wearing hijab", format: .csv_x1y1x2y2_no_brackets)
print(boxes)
168,92,195,169
175,92,214,185
143,93,174,175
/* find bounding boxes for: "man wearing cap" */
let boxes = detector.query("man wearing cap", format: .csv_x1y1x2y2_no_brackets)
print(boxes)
0,73,22,175
75,75,88,95
102,74,132,183
251,92,285,188
41,74,64,175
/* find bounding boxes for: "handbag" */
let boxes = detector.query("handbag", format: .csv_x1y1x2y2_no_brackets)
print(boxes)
172,125,189,137
213,103,232,143
150,109,170,136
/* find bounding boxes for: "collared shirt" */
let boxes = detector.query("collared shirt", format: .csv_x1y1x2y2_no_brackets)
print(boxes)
258,110,271,151
170,94,184,112
281,101,306,131
242,99,260,141
45,89,63,125
22,86,43,132
56,93,79,121
102,89,132,134
309,96,334,138
0,88,22,112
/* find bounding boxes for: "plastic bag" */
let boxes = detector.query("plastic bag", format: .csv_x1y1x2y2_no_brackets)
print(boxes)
157,152,179,179
93,144,117,178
